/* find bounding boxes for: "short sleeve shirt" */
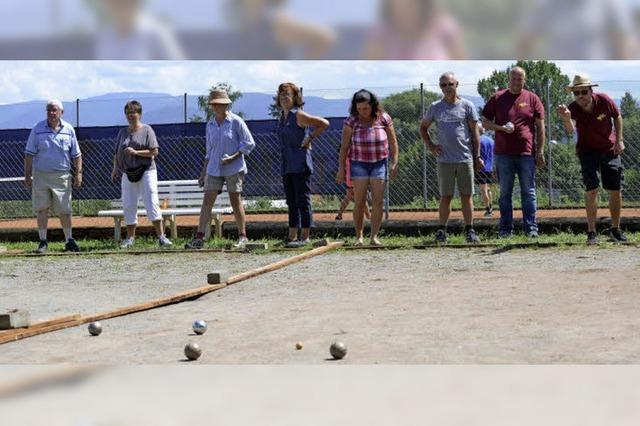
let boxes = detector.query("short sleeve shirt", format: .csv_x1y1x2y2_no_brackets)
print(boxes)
482,89,545,156
344,112,392,163
25,119,81,173
115,124,158,172
424,97,478,163
568,93,619,154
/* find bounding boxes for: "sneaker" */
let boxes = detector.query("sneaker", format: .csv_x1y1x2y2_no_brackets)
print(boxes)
158,234,173,247
64,238,80,252
370,236,382,246
465,228,480,244
120,237,135,249
233,236,249,249
185,238,204,250
286,239,311,248
527,230,539,238
335,214,343,221
35,240,48,254
483,206,493,217
434,228,448,244
586,231,598,245
608,227,628,243
498,230,513,239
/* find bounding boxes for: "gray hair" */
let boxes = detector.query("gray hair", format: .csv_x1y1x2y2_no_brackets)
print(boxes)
439,72,456,82
46,99,64,111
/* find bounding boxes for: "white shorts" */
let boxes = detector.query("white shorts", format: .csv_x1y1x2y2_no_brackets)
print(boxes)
121,168,162,225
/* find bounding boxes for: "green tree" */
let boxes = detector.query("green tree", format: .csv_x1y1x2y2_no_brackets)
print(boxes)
195,82,243,122
477,60,572,141
620,91,640,119
382,88,441,206
268,96,280,118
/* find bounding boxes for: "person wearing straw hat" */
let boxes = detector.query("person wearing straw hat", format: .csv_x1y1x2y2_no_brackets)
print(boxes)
556,74,626,245
185,89,256,250
24,100,82,254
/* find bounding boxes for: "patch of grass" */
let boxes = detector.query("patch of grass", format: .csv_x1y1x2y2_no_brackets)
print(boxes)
2,232,637,254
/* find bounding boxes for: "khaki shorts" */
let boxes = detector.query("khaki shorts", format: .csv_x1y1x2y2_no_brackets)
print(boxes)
32,170,73,214
437,162,474,196
204,172,244,193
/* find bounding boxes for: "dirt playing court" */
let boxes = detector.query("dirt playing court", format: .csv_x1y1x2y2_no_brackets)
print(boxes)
0,245,638,363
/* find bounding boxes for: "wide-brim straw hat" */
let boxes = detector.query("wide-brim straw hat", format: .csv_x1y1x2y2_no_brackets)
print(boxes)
208,89,232,105
565,74,599,92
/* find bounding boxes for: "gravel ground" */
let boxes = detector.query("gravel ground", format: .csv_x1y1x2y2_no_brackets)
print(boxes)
0,246,639,364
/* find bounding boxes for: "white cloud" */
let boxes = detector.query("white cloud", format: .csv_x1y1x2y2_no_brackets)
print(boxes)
0,60,639,106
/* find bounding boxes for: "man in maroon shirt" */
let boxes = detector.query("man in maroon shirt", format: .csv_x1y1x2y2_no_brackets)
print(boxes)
556,74,626,245
482,66,546,238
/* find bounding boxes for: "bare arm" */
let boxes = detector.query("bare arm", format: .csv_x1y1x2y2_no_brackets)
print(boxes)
614,115,625,155
23,155,33,189
556,104,575,134
297,110,330,148
125,147,158,158
335,125,352,184
469,119,484,172
535,117,546,167
73,155,83,189
385,123,399,178
420,118,442,156
482,117,512,134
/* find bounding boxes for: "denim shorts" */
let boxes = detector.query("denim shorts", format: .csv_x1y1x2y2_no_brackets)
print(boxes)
350,159,387,180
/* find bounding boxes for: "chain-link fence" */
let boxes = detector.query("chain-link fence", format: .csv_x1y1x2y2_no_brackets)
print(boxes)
1,83,640,225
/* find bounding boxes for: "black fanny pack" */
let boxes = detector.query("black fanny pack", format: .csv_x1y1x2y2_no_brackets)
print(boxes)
125,164,150,182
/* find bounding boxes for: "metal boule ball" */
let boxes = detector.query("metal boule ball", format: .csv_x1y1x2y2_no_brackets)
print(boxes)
192,320,208,335
330,341,347,360
184,343,202,361
88,321,102,336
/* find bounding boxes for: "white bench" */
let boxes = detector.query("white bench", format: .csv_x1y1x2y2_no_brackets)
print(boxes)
98,179,233,241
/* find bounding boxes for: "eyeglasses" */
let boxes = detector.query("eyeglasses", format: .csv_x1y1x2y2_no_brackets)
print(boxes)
440,82,456,88
572,89,590,96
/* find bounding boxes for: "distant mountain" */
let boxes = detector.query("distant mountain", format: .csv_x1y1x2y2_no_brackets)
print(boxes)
0,91,554,130
0,92,352,129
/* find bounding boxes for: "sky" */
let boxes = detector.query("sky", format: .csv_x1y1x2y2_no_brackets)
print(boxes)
1,60,640,106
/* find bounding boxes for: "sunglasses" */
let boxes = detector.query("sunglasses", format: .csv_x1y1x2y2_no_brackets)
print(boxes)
572,89,590,96
440,82,456,88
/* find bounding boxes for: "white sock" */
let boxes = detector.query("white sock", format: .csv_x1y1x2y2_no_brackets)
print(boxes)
38,229,47,240
63,227,72,241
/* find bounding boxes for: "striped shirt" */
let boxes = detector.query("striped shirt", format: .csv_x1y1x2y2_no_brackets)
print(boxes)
344,112,392,163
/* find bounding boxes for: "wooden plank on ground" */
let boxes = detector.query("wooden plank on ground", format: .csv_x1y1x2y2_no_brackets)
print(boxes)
0,242,343,346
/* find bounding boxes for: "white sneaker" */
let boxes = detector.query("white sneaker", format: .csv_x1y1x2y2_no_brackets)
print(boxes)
121,237,135,249
158,234,173,247
233,236,249,249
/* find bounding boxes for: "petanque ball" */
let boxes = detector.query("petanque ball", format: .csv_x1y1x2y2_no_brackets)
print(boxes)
330,341,347,359
88,321,102,336
184,343,202,361
192,320,208,335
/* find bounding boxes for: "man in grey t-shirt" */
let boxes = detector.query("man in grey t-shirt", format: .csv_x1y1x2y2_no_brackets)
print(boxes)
419,72,483,244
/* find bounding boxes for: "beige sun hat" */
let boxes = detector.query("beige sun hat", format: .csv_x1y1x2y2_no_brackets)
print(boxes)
208,89,232,105
566,74,599,92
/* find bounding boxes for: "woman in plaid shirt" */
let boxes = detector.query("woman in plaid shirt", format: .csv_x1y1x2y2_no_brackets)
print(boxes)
336,89,399,246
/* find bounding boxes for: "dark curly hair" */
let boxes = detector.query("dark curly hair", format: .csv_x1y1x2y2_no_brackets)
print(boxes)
349,89,383,118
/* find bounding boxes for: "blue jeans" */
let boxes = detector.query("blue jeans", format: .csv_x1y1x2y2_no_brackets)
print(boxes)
495,155,538,234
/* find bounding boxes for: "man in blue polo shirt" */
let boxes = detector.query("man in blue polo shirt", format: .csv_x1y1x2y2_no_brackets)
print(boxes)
24,100,83,253
185,89,256,250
